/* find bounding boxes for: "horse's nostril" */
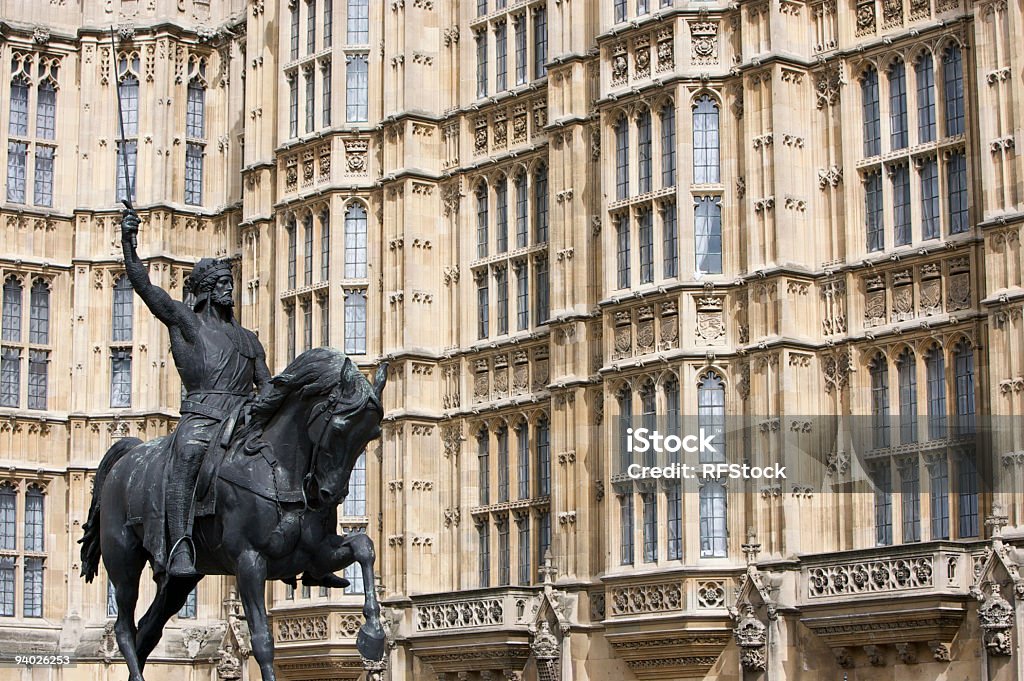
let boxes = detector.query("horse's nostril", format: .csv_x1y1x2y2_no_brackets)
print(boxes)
319,488,333,502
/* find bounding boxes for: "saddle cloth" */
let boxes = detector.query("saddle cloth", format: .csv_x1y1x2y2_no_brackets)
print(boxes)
126,430,305,575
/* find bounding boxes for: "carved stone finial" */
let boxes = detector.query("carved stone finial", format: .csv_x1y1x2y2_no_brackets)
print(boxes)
539,550,557,585
986,500,1009,537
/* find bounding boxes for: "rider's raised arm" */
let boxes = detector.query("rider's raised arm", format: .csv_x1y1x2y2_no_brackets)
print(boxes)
120,209,197,341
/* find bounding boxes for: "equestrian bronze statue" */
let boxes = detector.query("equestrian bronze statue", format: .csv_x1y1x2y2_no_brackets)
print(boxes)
79,211,388,681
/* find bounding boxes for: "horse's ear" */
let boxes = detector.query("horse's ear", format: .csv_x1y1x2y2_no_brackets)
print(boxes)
373,363,388,400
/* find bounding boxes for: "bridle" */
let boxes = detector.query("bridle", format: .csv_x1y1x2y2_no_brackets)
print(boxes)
302,383,383,511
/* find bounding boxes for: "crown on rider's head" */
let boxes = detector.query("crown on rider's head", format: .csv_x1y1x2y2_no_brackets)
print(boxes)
187,258,233,297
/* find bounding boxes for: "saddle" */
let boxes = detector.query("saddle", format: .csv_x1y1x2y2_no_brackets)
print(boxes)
130,424,305,575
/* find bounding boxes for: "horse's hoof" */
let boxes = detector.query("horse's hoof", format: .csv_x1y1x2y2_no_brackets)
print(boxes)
356,623,386,661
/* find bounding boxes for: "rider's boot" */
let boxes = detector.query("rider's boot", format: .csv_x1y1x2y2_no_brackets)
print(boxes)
166,477,199,578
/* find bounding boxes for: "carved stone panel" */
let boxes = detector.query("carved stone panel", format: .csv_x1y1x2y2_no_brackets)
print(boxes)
613,310,632,360
947,272,970,311
690,21,719,66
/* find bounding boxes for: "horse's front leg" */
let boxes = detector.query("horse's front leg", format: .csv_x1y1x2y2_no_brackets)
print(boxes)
312,533,385,661
235,551,277,681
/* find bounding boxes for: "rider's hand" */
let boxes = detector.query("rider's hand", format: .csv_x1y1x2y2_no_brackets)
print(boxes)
121,208,140,244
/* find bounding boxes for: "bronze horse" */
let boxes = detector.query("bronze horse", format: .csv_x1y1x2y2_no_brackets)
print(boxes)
80,348,387,681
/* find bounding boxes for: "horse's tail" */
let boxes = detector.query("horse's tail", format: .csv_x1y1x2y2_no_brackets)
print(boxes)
79,437,141,582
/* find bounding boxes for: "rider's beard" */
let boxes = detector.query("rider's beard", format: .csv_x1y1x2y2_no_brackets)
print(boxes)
213,295,235,310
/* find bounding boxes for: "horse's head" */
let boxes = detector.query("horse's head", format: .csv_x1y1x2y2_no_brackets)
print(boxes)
303,357,387,509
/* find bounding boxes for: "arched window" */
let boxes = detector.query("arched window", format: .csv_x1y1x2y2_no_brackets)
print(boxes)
916,54,936,143
497,515,510,585
663,200,678,279
2,276,22,342
517,510,530,584
697,372,726,463
186,78,203,138
24,486,43,552
947,149,968,234
861,67,881,157
533,164,548,243
926,345,947,440
343,290,366,355
184,75,205,206
476,184,489,258
515,173,528,248
0,483,15,550
29,280,49,344
23,485,44,617
497,427,510,502
0,483,14,615
9,76,29,137
942,45,964,137
475,31,488,99
478,521,491,587
517,421,530,499
346,54,369,122
614,116,629,199
36,81,56,140
921,155,940,240
478,428,490,505
638,208,653,284
618,387,633,470
619,492,634,565
616,215,630,289
865,170,883,252
342,452,366,516
496,177,509,253
537,417,551,497
893,163,910,247
116,56,140,203
954,340,975,435
888,60,908,150
664,378,680,450
660,102,676,187
303,213,314,285
870,354,890,448
320,209,330,281
642,490,657,563
112,275,133,342
699,480,727,558
640,380,656,466
692,96,720,183
897,349,917,444
343,203,368,278
666,377,682,561
695,196,722,275
637,109,652,193
874,461,893,546
287,218,297,288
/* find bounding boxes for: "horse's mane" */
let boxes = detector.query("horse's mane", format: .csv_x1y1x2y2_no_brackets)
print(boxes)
237,347,370,440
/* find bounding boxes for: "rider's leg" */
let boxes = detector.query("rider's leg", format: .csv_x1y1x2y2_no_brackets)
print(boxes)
167,433,207,577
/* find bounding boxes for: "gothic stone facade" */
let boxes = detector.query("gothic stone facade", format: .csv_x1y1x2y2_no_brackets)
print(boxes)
1,0,1023,680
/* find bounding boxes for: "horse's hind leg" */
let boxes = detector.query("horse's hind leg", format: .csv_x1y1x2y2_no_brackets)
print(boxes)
136,575,201,670
106,541,147,681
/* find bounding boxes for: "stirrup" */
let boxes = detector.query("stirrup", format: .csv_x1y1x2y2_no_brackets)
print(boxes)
168,537,198,577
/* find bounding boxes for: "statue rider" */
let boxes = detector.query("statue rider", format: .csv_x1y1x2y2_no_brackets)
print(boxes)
120,208,272,577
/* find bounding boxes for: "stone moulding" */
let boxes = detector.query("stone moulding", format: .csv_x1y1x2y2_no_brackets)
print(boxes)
604,629,732,680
